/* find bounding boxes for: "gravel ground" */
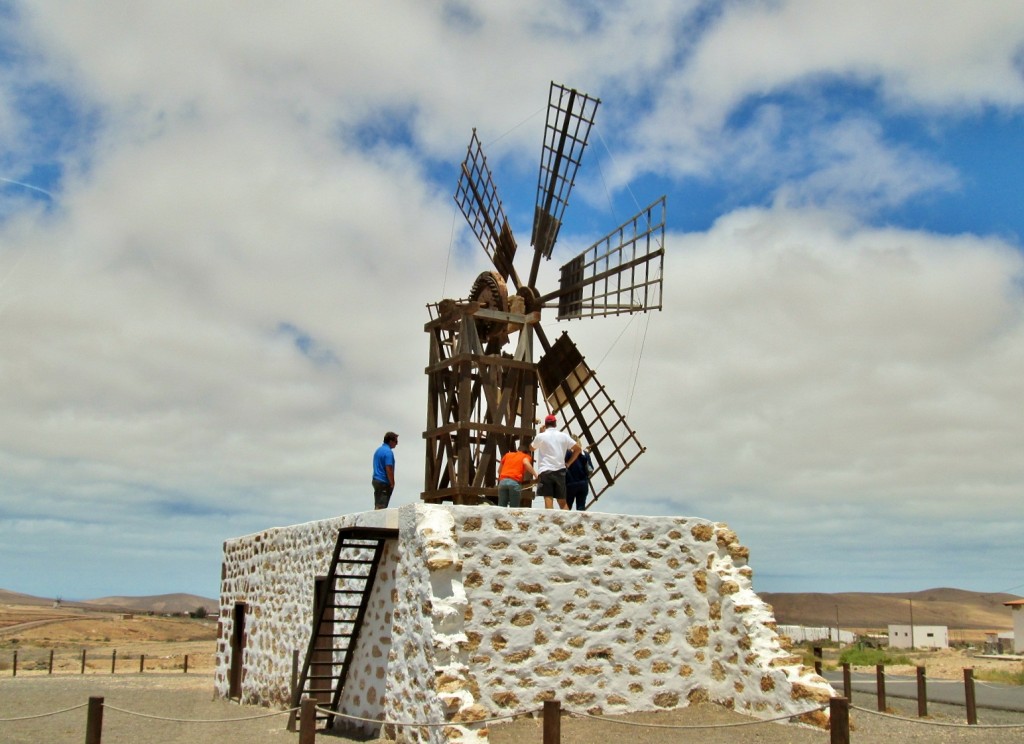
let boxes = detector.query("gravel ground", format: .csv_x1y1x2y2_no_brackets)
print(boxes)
3,673,1024,743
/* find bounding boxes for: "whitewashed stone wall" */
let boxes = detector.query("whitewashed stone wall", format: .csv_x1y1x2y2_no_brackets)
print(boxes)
216,508,399,722
218,504,834,742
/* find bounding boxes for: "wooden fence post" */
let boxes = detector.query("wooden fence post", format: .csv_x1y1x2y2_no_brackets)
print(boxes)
298,696,317,744
81,649,86,674
110,649,117,674
875,664,886,712
543,699,561,744
48,649,54,675
85,696,104,744
916,666,927,717
11,650,16,677
841,662,851,699
813,645,823,675
184,654,189,674
139,654,145,674
964,668,977,725
291,648,300,701
288,649,301,732
829,697,850,744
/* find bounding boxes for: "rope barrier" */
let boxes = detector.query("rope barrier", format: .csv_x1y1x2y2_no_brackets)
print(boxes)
102,704,298,723
975,679,1022,690
0,703,88,721
310,702,830,731
851,704,1024,729
312,703,544,727
567,704,828,729
843,673,1018,687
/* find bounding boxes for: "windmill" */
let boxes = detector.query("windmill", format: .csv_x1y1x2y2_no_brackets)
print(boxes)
423,82,666,508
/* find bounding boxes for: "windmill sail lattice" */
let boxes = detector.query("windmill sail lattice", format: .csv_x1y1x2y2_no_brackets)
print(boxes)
423,81,666,508
531,84,600,267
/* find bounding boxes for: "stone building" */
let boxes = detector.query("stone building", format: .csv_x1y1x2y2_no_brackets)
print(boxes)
216,504,834,742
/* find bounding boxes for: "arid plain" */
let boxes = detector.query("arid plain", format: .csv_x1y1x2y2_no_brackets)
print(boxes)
2,588,1022,743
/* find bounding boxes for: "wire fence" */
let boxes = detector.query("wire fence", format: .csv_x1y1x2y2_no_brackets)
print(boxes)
2,647,213,676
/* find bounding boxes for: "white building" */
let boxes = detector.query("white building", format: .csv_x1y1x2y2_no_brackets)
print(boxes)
887,624,948,649
1005,599,1024,653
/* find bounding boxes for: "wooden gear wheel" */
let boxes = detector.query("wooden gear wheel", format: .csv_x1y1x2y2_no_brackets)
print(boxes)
468,270,509,343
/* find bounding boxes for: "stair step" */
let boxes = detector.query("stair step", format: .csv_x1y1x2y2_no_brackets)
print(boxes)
293,530,394,719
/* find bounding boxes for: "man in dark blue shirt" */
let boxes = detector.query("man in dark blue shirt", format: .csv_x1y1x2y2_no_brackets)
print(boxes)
565,443,592,511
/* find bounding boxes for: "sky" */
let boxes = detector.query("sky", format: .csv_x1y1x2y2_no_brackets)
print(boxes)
1,1,1023,601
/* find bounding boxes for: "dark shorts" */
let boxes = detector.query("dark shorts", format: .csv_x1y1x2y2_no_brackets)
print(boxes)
566,483,588,511
538,469,567,501
372,479,393,509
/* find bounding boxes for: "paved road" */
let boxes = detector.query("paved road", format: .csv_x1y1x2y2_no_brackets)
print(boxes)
823,670,1024,712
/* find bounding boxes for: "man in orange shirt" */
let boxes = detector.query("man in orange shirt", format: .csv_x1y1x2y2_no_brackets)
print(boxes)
497,442,537,508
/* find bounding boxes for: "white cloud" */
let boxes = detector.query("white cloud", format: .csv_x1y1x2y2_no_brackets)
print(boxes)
679,0,1024,118
611,0,1024,206
601,207,1024,586
771,117,961,212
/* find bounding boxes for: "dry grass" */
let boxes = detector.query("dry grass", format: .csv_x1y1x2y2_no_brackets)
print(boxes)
0,603,217,675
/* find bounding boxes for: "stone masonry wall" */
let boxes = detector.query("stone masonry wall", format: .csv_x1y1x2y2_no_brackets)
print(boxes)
217,509,399,722
218,504,833,743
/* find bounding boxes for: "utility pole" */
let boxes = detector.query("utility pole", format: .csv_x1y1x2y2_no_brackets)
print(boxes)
835,604,841,646
909,598,915,651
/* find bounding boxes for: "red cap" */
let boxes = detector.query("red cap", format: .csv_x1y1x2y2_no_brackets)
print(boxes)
544,415,557,425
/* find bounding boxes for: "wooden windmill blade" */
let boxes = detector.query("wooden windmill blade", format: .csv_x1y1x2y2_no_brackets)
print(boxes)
454,129,520,285
536,331,645,502
529,83,601,286
541,196,666,320
427,81,663,508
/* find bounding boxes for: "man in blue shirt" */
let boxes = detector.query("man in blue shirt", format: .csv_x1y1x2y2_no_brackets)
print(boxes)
372,432,398,510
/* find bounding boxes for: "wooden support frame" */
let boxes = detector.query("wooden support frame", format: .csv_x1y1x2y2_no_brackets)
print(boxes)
423,302,539,504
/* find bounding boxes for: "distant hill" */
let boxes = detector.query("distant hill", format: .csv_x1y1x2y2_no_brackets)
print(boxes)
0,588,98,610
4,587,1018,628
0,589,53,607
85,593,219,615
760,587,1021,630
0,588,218,615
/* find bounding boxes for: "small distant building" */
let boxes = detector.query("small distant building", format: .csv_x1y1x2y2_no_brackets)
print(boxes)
777,626,855,644
985,631,1015,655
888,624,948,649
1004,600,1024,653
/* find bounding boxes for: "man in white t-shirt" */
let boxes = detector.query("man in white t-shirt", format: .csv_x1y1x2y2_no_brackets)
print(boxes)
531,414,582,509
